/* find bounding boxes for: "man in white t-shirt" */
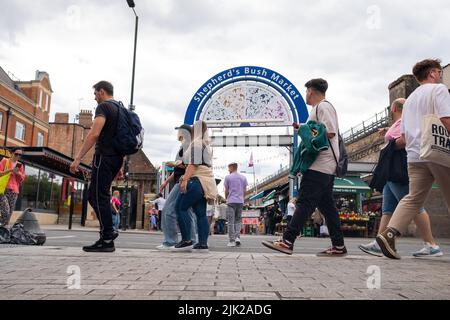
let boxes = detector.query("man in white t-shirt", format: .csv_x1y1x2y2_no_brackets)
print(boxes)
262,78,347,256
377,59,450,259
152,194,166,231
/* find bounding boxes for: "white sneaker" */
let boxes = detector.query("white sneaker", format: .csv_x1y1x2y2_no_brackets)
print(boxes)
227,242,236,247
358,240,383,257
235,237,241,246
412,242,443,257
156,244,174,251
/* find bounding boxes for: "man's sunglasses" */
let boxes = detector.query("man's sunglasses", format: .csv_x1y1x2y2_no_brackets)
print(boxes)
14,153,22,156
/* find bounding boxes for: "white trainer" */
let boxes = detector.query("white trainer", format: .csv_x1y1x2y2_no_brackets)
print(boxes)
156,244,174,251
412,242,443,257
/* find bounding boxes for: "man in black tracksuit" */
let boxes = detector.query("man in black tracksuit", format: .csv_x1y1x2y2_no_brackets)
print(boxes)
70,81,123,252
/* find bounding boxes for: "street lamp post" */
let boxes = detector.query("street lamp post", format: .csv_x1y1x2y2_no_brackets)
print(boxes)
127,0,138,111
122,0,139,231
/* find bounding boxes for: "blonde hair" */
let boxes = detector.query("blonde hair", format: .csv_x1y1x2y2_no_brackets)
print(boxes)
289,198,297,204
113,190,120,198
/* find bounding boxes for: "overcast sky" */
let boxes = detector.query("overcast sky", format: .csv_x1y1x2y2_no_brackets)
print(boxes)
1,0,450,191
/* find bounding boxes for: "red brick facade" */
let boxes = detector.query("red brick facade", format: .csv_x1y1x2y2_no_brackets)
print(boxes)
0,69,51,148
48,111,94,165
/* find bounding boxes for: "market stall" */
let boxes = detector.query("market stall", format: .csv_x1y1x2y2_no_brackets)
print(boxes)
333,176,372,237
240,209,261,235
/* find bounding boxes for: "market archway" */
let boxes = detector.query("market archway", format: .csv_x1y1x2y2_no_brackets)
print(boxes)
184,66,309,200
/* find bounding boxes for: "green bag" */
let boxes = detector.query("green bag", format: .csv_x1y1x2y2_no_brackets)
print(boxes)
0,159,11,195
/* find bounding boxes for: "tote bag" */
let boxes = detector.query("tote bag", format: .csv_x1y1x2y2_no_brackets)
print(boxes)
419,87,450,168
0,160,11,195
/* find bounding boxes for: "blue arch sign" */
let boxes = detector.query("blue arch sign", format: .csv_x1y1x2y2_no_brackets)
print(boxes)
184,66,309,126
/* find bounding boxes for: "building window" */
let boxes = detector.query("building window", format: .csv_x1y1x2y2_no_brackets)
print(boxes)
21,166,64,213
15,121,26,141
42,94,48,111
45,94,49,112
37,132,44,147
38,90,43,109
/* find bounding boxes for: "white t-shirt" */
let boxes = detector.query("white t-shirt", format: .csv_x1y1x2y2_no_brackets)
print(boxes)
287,203,296,217
152,197,166,211
206,204,215,217
401,83,450,162
307,100,340,175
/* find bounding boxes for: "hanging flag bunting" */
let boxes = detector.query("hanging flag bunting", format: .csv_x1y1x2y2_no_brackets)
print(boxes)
248,152,254,167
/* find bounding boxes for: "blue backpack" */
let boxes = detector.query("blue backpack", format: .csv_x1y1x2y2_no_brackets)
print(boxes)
108,100,144,156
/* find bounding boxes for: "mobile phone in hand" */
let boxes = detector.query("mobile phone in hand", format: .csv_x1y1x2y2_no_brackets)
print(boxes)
16,163,22,169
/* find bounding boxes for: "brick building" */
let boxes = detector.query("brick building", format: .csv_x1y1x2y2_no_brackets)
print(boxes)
48,109,157,229
0,67,88,225
0,67,51,148
48,110,95,165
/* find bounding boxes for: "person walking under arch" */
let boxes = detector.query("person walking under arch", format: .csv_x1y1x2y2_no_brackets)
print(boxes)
262,78,347,256
172,120,218,252
156,125,197,250
225,163,248,247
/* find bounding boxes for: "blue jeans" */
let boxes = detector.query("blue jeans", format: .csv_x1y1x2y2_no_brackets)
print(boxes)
382,181,425,215
161,183,197,246
215,220,225,234
177,178,209,246
112,212,120,230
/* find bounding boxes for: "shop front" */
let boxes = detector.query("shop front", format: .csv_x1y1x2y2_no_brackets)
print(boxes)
333,176,375,237
1,147,91,226
241,209,261,235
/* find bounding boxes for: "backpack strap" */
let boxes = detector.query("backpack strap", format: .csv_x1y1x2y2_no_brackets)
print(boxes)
105,100,122,131
315,101,339,169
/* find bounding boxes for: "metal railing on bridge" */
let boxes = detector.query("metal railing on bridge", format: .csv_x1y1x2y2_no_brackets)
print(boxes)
342,108,390,144
247,165,290,192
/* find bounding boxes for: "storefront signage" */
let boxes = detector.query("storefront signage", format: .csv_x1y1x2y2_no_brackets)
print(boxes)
242,218,259,225
184,66,309,127
334,188,359,193
0,148,12,158
242,210,260,218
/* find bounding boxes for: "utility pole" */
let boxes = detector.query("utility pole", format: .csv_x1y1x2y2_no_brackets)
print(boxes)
122,0,139,230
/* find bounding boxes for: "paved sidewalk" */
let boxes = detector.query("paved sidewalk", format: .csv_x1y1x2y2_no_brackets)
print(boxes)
0,245,449,300
42,224,160,235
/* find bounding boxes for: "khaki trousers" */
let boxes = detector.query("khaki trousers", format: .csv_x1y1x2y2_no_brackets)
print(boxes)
389,162,450,235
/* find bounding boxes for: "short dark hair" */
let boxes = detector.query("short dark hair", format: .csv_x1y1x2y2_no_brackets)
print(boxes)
305,78,328,94
412,59,442,82
228,163,238,169
93,81,114,96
